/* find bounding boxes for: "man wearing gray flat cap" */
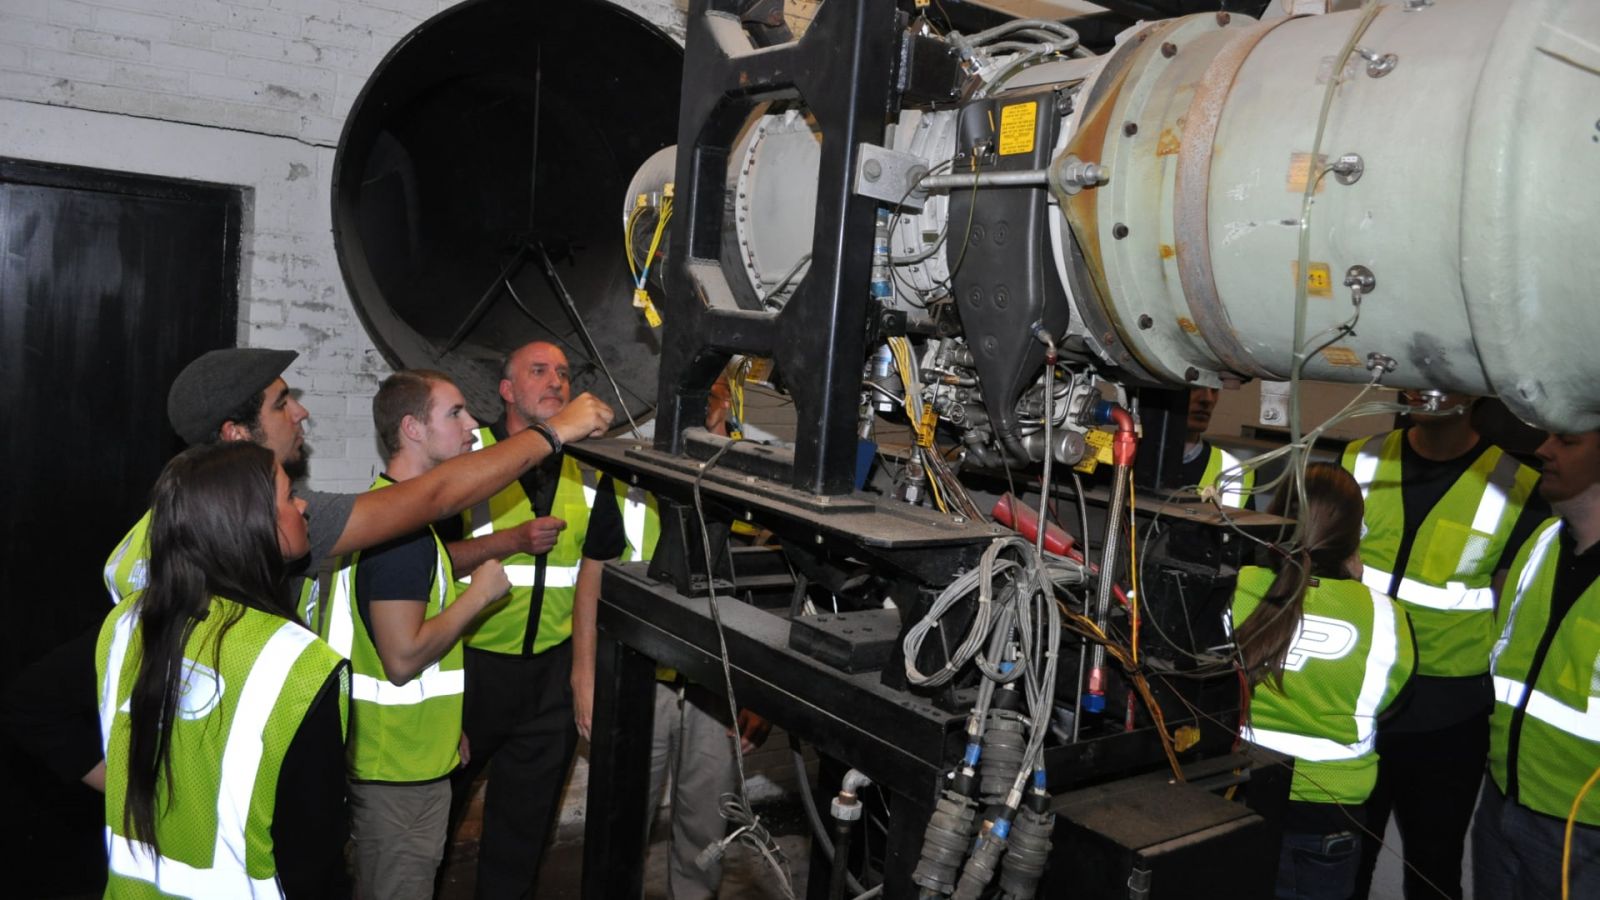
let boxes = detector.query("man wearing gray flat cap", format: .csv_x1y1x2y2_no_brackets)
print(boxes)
104,346,616,608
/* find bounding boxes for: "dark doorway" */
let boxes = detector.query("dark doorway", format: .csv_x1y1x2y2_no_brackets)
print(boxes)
0,158,242,896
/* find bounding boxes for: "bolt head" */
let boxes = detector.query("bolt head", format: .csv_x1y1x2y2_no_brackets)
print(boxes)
1185,367,1200,382
1123,121,1138,137
863,158,882,181
1138,314,1153,330
1112,223,1129,240
1161,42,1178,58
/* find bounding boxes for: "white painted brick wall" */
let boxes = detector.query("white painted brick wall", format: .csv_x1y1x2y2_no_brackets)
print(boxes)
0,0,814,849
0,0,687,492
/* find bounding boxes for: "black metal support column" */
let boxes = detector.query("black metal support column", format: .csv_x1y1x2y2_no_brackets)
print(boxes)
581,629,659,899
654,0,901,495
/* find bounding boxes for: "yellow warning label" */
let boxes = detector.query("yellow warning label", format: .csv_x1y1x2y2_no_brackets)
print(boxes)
1074,429,1116,474
740,356,775,384
1286,152,1328,194
998,102,1038,156
1321,346,1362,367
1292,261,1334,298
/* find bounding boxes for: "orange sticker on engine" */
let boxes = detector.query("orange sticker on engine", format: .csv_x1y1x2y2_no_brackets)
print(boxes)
1286,152,1328,194
1321,346,1362,367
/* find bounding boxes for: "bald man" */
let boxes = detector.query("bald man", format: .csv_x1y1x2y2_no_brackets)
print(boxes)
443,342,631,898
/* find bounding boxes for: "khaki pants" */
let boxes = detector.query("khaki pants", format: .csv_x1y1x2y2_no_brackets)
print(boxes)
349,778,452,900
649,681,739,900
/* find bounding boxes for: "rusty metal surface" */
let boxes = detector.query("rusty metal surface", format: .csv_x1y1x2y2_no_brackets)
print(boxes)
1172,15,1297,382
1058,21,1171,376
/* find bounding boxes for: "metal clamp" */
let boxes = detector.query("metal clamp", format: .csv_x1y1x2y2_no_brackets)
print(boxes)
1355,47,1398,78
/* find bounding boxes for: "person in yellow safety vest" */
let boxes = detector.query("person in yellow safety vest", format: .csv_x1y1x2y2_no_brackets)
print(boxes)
1230,464,1415,900
97,442,350,898
1474,429,1600,898
103,348,614,614
322,371,514,900
85,349,610,794
438,340,635,898
1341,391,1547,900
569,373,770,900
1178,386,1255,509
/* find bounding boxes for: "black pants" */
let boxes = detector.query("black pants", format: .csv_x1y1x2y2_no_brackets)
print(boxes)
451,643,580,900
1352,713,1488,900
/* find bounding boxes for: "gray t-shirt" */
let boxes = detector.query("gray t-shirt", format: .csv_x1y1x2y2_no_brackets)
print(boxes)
299,488,358,572
292,489,358,618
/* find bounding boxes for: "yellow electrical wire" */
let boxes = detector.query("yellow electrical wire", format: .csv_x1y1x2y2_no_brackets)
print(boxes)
1564,762,1600,899
644,197,672,273
624,203,644,279
1059,603,1183,781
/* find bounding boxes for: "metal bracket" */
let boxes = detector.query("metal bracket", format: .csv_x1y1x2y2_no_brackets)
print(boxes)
1330,153,1364,185
1344,264,1376,296
855,142,931,208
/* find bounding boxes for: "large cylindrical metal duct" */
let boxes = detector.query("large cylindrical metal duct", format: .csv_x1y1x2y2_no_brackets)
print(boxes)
332,0,682,422
1059,0,1600,431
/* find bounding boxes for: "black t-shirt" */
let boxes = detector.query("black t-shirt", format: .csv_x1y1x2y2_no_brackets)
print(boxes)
1379,432,1548,731
353,475,441,644
1390,433,1548,586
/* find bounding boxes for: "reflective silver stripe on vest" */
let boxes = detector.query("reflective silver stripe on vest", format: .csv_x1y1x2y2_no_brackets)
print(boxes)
1489,522,1600,741
332,546,459,706
1360,566,1495,612
1471,453,1518,535
1492,675,1600,742
103,531,135,605
1241,726,1369,762
493,563,582,588
352,667,465,705
1242,587,1398,762
105,618,319,898
327,565,356,660
1492,522,1562,672
99,610,138,755
467,429,494,538
1216,449,1247,509
1351,441,1381,502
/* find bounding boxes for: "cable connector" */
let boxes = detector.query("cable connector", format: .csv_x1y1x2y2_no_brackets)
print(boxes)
662,181,675,199
632,287,662,328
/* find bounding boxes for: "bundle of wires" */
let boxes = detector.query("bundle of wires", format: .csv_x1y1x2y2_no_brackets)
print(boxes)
624,190,673,325
887,336,982,519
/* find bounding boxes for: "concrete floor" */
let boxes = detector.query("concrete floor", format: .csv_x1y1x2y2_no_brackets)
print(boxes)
438,781,813,899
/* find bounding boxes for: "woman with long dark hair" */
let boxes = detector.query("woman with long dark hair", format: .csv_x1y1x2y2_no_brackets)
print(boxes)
96,442,349,897
1231,463,1415,900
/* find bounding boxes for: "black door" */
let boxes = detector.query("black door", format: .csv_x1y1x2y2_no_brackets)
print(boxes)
0,158,241,895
